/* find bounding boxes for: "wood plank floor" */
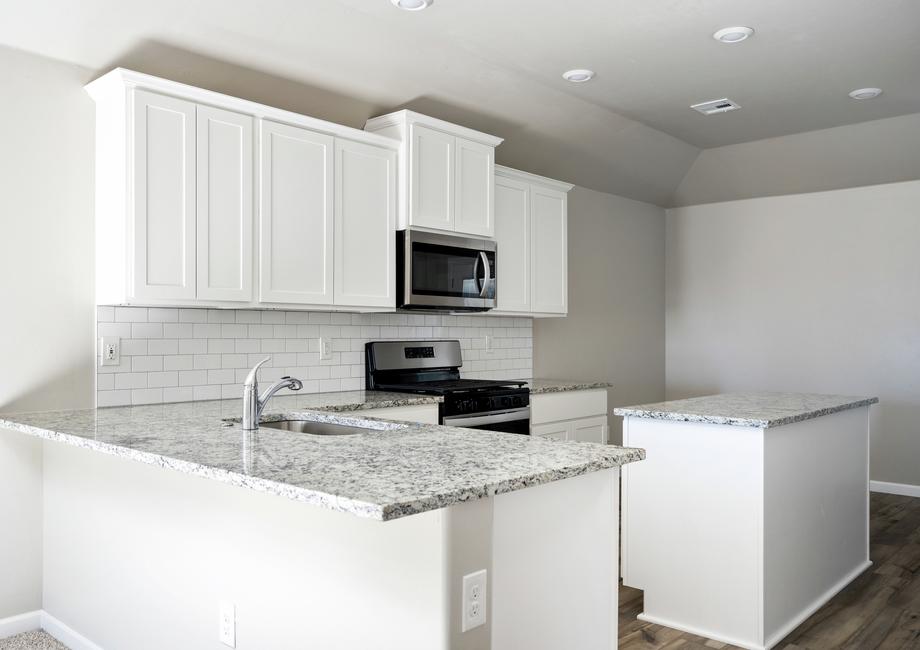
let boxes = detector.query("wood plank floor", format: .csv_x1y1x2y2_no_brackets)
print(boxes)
619,492,920,649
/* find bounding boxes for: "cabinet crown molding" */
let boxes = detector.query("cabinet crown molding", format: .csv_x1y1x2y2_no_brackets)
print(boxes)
85,68,399,151
495,164,574,193
364,109,504,148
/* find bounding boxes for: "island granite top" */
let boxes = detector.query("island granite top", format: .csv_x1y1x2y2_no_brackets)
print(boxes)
0,390,643,522
527,379,612,394
614,392,878,428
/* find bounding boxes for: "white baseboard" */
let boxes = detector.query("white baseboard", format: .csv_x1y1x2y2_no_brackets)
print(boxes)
41,612,104,650
870,480,920,498
636,612,764,650
0,610,42,640
763,560,872,649
0,610,102,650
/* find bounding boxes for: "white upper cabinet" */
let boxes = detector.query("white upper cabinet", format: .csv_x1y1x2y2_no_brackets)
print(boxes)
493,166,572,317
334,138,396,308
454,138,495,237
410,124,455,231
364,110,502,238
259,120,334,305
132,90,197,302
196,105,253,302
494,176,530,313
531,186,568,315
87,69,399,311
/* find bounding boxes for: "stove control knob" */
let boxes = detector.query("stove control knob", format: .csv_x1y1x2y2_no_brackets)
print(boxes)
501,397,510,408
512,396,521,407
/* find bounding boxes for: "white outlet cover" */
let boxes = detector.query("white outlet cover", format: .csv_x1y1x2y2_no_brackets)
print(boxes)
219,601,235,647
462,569,487,632
100,336,120,367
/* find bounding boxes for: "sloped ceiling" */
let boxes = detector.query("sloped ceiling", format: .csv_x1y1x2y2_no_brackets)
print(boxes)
0,0,918,206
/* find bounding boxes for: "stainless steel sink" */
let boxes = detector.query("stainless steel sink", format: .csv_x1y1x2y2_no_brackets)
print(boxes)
258,420,371,436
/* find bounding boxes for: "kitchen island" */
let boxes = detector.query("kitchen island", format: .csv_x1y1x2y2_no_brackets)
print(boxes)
1,391,643,650
616,392,878,650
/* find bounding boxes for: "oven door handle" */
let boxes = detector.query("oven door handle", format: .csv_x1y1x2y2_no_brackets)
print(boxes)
442,407,530,428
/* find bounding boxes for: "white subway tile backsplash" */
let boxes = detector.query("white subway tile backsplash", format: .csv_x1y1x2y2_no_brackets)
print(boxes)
115,307,147,322
97,308,532,406
132,323,163,339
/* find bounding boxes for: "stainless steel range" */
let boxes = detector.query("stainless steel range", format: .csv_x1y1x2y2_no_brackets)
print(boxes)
365,340,530,434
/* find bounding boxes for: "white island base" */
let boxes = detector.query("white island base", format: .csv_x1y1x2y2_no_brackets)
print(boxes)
621,403,872,650
34,441,621,650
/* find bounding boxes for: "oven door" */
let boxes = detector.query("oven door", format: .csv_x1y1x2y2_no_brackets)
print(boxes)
441,407,530,435
398,229,496,311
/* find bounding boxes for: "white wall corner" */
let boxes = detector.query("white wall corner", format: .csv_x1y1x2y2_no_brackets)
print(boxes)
40,612,105,650
870,480,920,499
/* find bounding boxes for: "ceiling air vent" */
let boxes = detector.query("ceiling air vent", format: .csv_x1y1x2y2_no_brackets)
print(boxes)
690,98,741,115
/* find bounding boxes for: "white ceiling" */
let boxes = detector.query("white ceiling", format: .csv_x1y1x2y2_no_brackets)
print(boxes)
1,0,918,205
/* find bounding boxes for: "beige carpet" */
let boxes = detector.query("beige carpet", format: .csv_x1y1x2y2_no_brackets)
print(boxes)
0,631,68,650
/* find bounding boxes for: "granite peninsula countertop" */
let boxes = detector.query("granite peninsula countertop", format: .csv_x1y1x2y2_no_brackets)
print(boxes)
0,390,643,522
526,379,612,394
614,392,878,428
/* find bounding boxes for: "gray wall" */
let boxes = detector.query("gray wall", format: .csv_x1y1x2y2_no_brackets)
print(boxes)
666,180,920,487
670,112,920,208
534,186,666,443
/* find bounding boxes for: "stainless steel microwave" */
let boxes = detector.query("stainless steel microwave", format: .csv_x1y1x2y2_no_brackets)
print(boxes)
397,229,496,311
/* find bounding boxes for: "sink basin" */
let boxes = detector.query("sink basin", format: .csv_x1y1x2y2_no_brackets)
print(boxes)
258,419,371,436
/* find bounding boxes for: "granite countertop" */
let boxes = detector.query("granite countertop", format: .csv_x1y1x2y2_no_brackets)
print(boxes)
526,379,612,394
0,390,644,522
614,392,879,428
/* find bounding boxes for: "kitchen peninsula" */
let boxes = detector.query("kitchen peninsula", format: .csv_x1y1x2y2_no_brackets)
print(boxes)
617,392,878,650
1,392,643,650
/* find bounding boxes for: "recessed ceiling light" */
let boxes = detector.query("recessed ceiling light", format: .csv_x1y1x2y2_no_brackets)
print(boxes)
713,26,755,43
848,87,883,100
563,69,595,83
390,0,432,10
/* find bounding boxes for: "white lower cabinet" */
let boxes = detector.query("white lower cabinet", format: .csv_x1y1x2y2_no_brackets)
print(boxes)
531,422,569,441
88,70,399,311
530,389,608,443
494,166,572,317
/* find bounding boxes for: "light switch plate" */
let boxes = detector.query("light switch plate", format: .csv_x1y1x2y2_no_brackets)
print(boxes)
461,569,487,632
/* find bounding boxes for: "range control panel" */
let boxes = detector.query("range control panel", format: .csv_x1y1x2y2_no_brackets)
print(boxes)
404,346,436,359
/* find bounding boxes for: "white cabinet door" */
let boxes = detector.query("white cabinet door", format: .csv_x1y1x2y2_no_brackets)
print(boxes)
196,105,253,302
572,416,608,444
132,90,196,301
454,137,494,237
259,120,334,305
334,138,396,308
531,186,568,314
494,176,530,313
409,124,454,231
532,422,569,441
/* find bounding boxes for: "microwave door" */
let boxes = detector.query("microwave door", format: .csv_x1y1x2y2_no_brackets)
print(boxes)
405,232,495,309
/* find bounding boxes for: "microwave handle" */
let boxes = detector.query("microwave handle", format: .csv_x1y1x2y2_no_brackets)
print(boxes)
479,252,491,298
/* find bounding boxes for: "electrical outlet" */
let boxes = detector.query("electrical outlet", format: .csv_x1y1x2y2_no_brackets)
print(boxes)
219,601,235,647
461,569,487,632
483,335,493,354
319,337,333,361
100,337,120,366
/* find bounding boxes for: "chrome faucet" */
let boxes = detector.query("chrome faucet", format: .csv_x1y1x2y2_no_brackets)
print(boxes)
242,357,303,431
